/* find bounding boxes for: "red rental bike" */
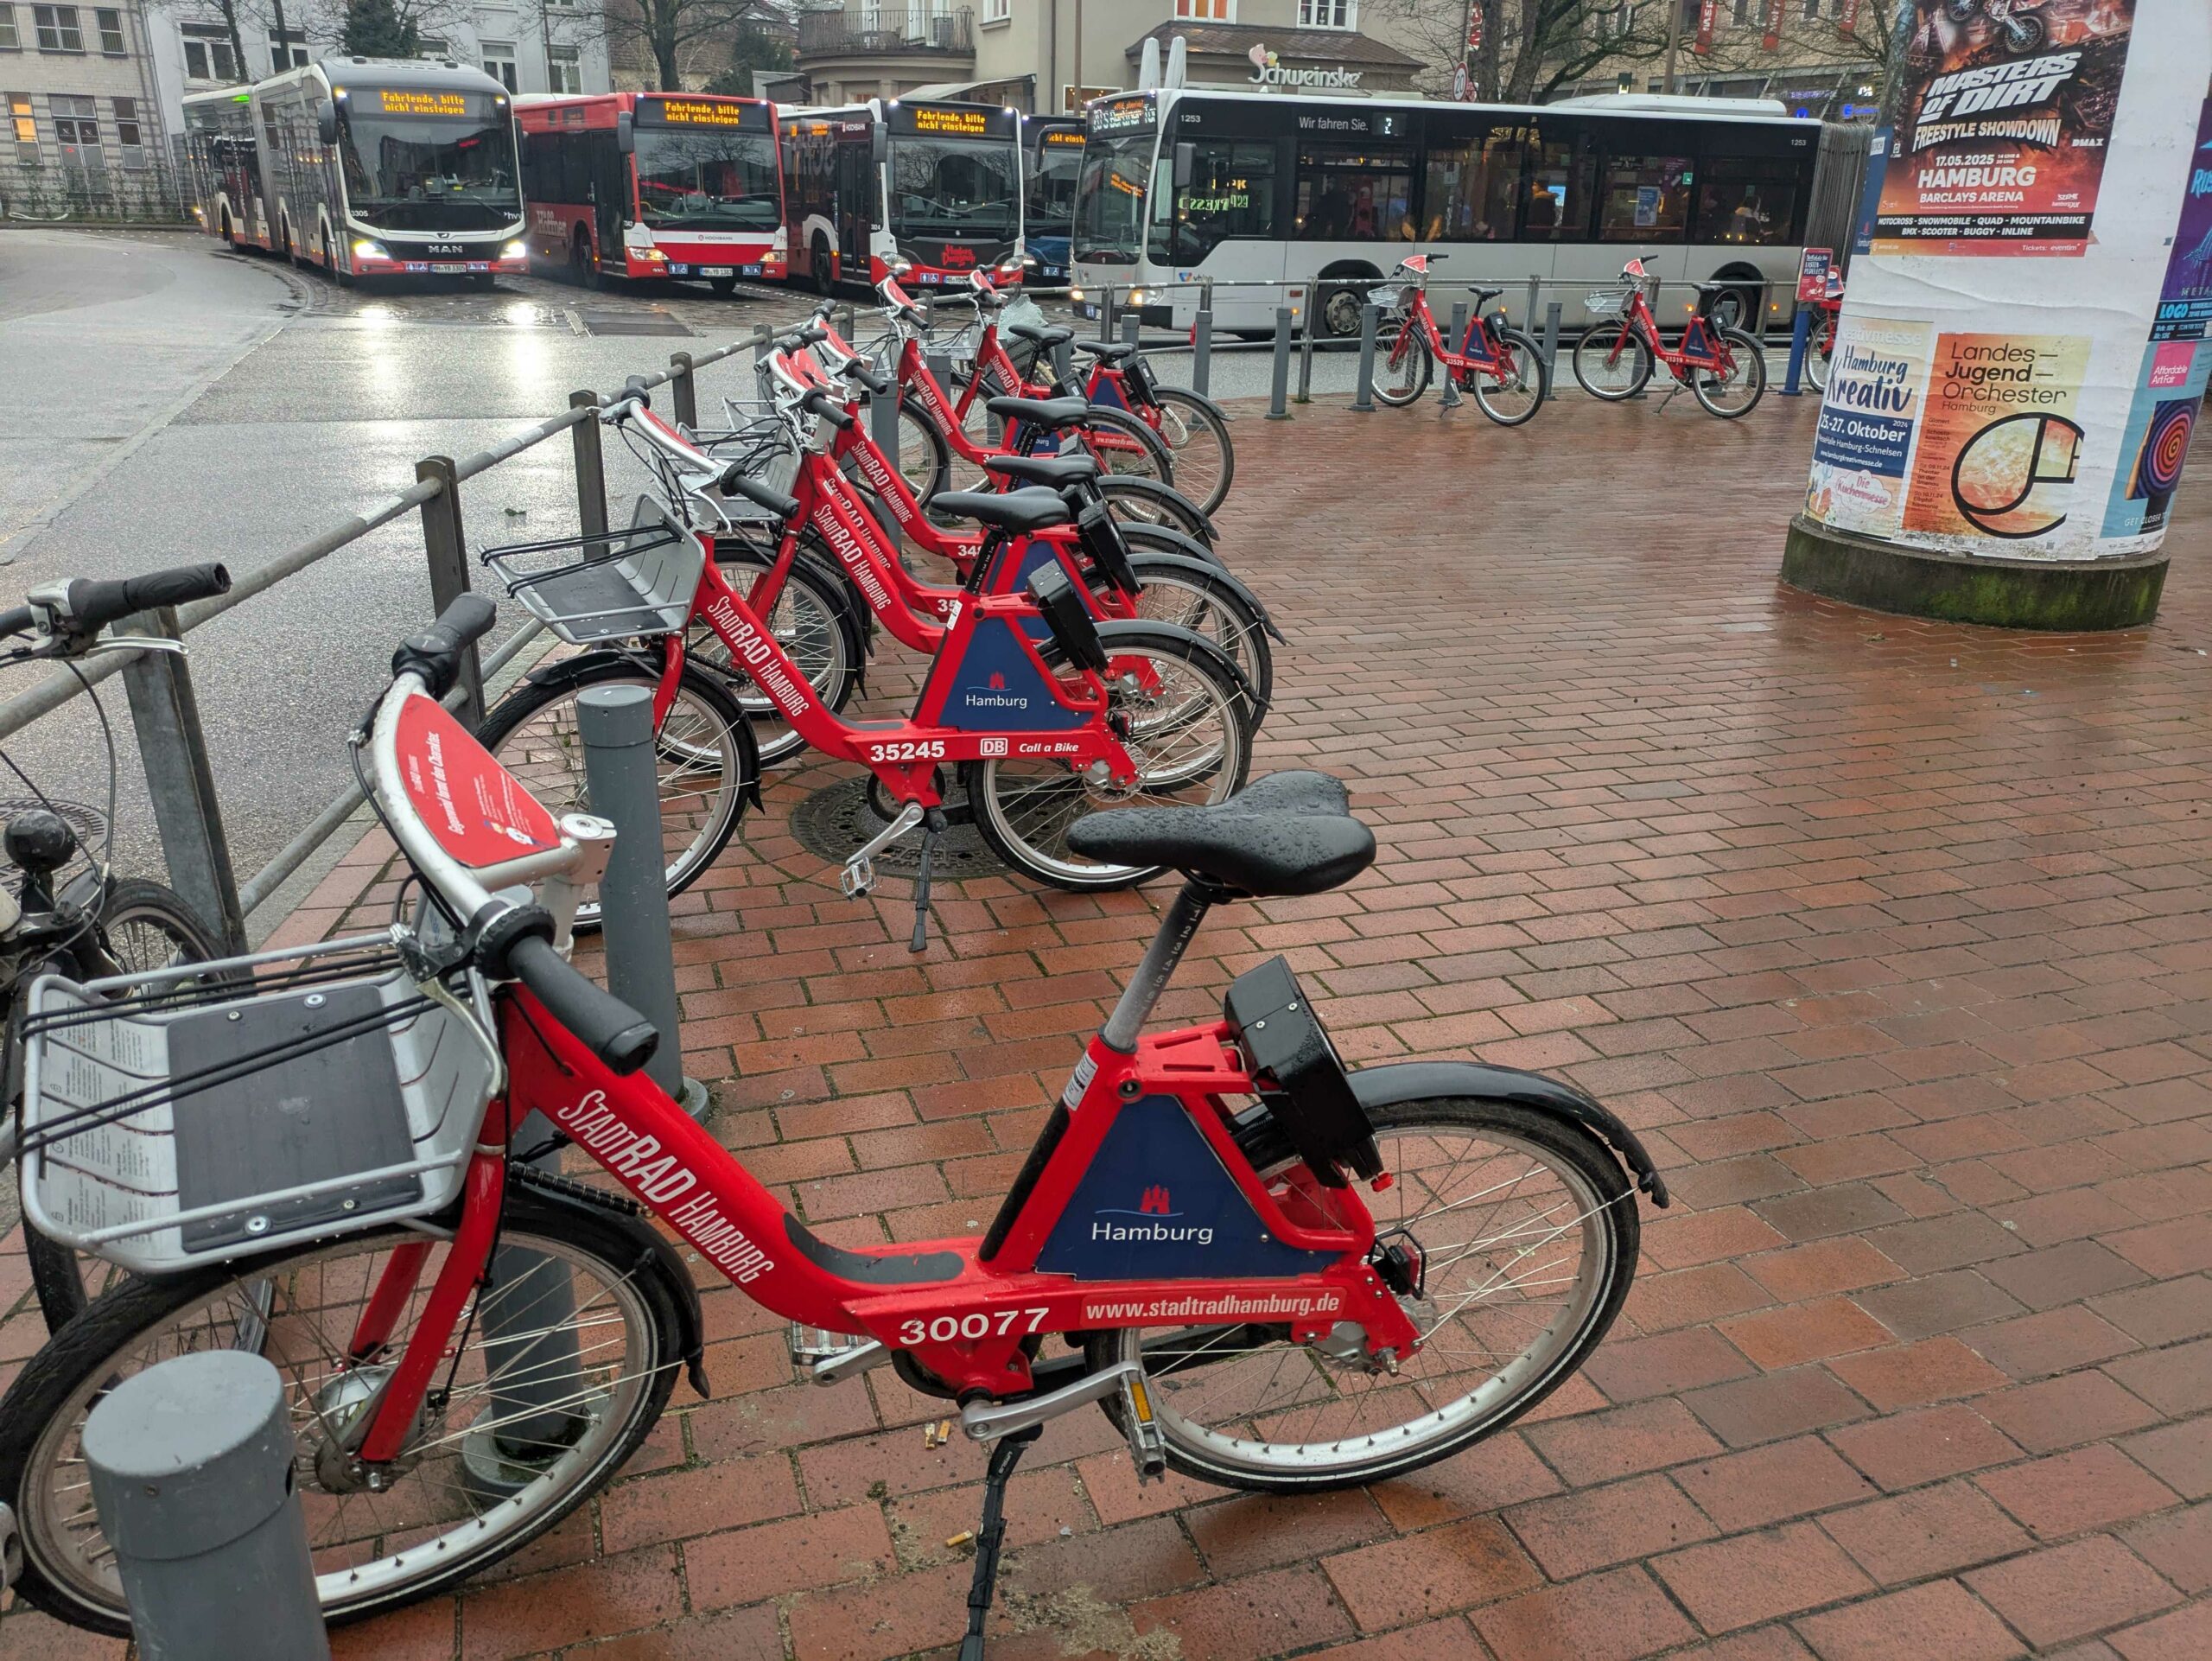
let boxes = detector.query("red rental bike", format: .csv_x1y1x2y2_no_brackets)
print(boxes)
0,595,1664,1641
1804,265,1843,393
1570,258,1769,418
1368,255,1550,424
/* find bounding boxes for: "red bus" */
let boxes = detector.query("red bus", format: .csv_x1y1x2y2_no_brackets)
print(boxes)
516,92,785,293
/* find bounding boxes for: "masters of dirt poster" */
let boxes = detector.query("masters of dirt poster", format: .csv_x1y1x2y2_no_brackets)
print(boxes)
1875,1,2139,257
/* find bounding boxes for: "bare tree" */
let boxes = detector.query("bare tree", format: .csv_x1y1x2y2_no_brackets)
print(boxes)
533,0,791,92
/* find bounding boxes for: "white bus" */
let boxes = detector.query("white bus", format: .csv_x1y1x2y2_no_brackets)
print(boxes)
1069,88,1827,338
185,56,525,286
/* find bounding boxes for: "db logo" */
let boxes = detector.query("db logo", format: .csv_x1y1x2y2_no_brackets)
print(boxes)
980,736,1008,755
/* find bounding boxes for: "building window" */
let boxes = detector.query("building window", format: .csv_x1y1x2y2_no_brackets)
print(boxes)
51,90,100,162
1173,0,1232,19
268,26,307,69
416,36,447,60
1298,0,1356,25
982,0,1007,21
93,3,118,51
480,39,517,91
111,92,142,163
9,90,35,159
547,42,580,92
33,5,83,52
181,25,236,79
0,6,21,49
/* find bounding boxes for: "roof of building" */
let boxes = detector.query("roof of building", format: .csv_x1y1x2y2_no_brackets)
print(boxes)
1122,22,1425,69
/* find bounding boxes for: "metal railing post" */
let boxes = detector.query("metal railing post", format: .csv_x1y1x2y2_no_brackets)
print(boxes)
1526,273,1541,328
120,607,249,956
1098,283,1116,343
1049,332,1073,388
569,390,608,544
1266,306,1293,421
1440,302,1468,410
84,1351,330,1659
1192,279,1214,398
413,455,484,727
1541,302,1563,402
1295,301,1317,404
1121,312,1140,350
1351,301,1379,412
871,369,902,457
670,350,698,430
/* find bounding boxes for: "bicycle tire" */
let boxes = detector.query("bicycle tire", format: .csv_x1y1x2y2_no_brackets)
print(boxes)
23,877,226,1334
474,654,756,929
1571,325,1652,400
1087,1095,1638,1493
684,538,865,765
1693,327,1768,419
1805,315,1836,392
1109,556,1273,714
898,390,952,501
1372,315,1432,407
0,1194,684,1632
962,623,1254,893
1471,328,1549,427
1096,476,1214,544
1139,388,1234,516
1075,404,1175,489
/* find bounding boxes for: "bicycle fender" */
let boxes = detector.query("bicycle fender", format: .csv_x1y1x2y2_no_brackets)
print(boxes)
1117,522,1228,573
518,649,766,811
1090,616,1262,719
1100,476,1217,543
512,1171,713,1398
1349,1060,1669,1207
1160,386,1232,428
1125,551,1287,645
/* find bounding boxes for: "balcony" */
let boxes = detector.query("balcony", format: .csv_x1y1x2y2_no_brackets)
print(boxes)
798,7,975,60
796,7,969,59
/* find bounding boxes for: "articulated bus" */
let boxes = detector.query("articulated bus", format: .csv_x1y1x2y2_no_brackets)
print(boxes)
779,99,1024,292
516,92,785,293
1022,115,1084,284
184,57,524,284
1071,88,1828,337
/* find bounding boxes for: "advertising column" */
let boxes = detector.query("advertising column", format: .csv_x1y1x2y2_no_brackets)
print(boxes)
1783,0,2212,628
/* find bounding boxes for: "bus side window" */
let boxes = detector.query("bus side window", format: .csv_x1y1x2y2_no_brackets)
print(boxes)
1152,137,1275,266
1294,142,1414,243
1694,155,1801,246
1598,150,1693,243
1522,135,1592,241
1422,129,1523,243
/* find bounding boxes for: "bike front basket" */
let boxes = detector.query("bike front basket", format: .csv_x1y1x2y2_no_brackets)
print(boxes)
1585,290,1626,315
18,932,499,1275
481,514,705,646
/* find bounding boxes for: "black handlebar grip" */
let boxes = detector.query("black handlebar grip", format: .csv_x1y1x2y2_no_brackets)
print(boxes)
841,357,893,396
508,932,659,1076
621,375,652,408
391,593,496,699
795,323,829,345
800,389,855,431
65,563,232,633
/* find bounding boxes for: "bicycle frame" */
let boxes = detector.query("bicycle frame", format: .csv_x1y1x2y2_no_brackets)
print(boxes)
346,690,1421,1463
1592,270,1737,385
1385,282,1523,384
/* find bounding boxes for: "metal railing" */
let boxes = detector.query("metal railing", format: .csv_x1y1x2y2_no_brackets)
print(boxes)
798,5,975,57
0,328,774,953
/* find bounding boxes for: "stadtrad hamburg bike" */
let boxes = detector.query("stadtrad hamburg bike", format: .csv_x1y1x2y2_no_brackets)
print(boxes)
1570,258,1769,418
0,595,1667,1643
1369,254,1550,424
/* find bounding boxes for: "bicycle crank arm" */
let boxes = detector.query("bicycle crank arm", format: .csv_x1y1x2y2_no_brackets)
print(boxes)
958,1358,1168,1480
842,799,925,898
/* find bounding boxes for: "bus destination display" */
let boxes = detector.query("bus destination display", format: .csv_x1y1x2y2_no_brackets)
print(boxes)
643,96,768,131
1089,96,1154,136
891,105,1002,138
374,89,477,118
1039,127,1086,149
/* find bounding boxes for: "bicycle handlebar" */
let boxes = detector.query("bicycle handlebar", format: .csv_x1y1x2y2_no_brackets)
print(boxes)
389,593,494,701
505,932,659,1075
63,564,232,633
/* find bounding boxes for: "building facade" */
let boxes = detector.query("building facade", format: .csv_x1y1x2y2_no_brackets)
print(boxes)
2,0,183,215
794,0,1435,111
1551,3,1885,119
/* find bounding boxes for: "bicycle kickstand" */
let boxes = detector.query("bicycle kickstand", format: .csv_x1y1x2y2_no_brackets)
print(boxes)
909,806,947,953
957,1423,1043,1661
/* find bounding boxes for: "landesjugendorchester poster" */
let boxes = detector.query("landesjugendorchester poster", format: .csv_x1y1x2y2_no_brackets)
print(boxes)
1875,0,2138,257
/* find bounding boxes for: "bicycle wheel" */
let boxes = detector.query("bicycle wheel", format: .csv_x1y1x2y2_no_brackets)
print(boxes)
0,1195,683,1632
897,391,951,500
475,654,755,929
1373,315,1431,408
962,625,1252,892
1571,324,1652,401
24,878,226,1333
1693,327,1768,419
684,540,863,766
1805,314,1837,392
1106,557,1272,715
1087,1096,1638,1493
1096,476,1215,544
1077,405,1175,489
1471,328,1548,427
1139,388,1234,517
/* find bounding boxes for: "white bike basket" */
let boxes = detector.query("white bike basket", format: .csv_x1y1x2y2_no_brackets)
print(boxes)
1585,291,1626,315
481,506,706,646
18,932,499,1275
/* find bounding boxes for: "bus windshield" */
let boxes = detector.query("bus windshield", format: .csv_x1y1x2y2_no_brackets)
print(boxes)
1027,137,1081,226
887,134,1017,241
337,103,519,231
1072,132,1153,265
634,128,779,232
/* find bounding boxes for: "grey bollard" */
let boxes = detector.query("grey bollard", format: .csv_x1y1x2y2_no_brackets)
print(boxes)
1440,302,1468,409
1121,312,1140,351
1266,307,1293,420
1192,299,1213,398
1351,301,1380,413
1097,283,1116,342
870,372,902,459
1295,300,1317,403
84,1352,330,1660
1542,301,1563,400
1050,334,1074,389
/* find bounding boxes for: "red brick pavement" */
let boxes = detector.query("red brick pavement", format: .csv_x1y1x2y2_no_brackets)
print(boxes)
5,392,2211,1658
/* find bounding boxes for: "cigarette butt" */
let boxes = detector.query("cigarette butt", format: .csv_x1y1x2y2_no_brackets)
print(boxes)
945,1530,976,1549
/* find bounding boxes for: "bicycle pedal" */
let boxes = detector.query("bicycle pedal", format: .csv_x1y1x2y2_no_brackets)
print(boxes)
842,854,875,898
1117,1372,1168,1485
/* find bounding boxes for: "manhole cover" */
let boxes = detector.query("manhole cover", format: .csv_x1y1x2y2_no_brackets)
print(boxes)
786,776,1000,878
580,310,693,338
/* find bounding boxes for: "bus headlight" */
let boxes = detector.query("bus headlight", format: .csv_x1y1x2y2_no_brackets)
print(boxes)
1068,285,1085,302
353,239,387,261
1126,288,1147,307
501,239,528,262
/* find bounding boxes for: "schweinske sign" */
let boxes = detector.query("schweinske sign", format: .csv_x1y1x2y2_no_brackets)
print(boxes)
1247,42,1363,90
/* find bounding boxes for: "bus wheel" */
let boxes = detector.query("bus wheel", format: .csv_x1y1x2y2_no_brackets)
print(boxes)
709,275,738,297
572,232,603,290
1314,279,1370,339
1707,281,1764,335
322,232,352,289
811,233,835,296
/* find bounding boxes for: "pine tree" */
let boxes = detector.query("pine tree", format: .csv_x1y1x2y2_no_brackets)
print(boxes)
342,0,419,60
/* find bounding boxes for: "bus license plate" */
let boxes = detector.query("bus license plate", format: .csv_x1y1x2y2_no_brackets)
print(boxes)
700,265,734,277
666,262,690,274
431,263,467,272
1075,301,1100,319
